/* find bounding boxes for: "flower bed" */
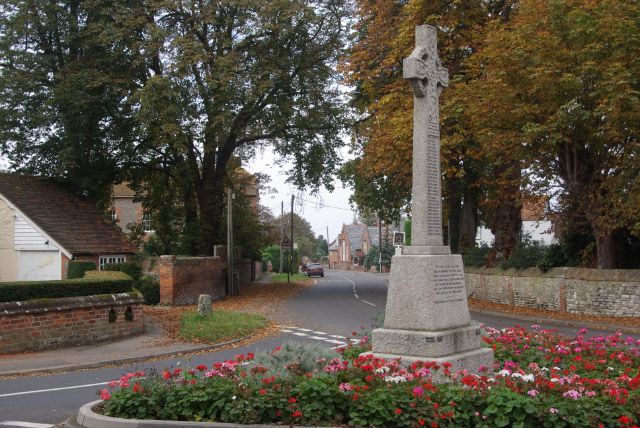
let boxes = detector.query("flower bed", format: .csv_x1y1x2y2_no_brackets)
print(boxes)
100,327,640,427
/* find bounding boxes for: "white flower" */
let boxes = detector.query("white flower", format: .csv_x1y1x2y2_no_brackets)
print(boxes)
550,378,559,383
232,395,237,400
384,375,407,383
522,374,535,382
511,372,523,378
607,367,615,371
375,367,390,374
498,369,511,376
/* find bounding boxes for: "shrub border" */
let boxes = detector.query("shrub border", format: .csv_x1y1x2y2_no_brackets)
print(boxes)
74,400,335,428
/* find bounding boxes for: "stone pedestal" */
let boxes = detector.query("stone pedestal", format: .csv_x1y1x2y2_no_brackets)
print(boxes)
369,254,493,375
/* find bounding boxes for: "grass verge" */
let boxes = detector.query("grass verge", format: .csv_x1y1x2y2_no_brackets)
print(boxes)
179,310,267,343
271,273,310,283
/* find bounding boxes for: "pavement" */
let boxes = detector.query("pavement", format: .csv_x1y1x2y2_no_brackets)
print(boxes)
0,316,245,378
0,270,637,378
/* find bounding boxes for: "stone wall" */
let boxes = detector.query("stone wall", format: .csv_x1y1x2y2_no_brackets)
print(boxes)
0,293,144,354
465,267,640,317
159,256,226,305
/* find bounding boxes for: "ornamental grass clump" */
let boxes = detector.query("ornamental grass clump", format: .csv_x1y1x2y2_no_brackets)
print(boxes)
100,327,640,427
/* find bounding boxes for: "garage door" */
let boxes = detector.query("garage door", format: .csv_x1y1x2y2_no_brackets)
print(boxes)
18,251,60,281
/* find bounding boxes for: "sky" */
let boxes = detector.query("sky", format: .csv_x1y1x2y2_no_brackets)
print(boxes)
246,147,356,244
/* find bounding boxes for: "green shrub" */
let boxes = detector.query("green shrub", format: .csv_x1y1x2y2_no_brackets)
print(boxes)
462,245,491,267
500,239,546,270
0,271,133,302
135,275,160,305
102,261,142,281
251,342,340,377
363,239,395,271
67,261,97,279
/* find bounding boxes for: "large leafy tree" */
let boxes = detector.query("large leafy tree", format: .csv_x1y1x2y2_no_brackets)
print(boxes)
0,0,146,206
1,0,350,256
460,0,640,268
340,0,518,256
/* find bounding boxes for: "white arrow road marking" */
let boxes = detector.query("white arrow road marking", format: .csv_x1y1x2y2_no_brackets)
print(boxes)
0,422,54,428
0,381,109,398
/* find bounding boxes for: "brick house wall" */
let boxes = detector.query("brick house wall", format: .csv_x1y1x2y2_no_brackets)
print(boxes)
0,293,143,354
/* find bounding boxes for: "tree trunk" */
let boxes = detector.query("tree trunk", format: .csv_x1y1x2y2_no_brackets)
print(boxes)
458,167,479,252
595,228,625,269
490,197,522,266
446,173,461,254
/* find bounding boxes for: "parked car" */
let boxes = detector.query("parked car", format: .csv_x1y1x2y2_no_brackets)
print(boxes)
305,263,324,278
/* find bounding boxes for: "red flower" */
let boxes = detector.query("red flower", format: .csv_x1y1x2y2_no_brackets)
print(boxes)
173,368,182,376
288,397,297,403
292,410,303,418
196,364,207,371
418,419,425,426
259,389,267,395
132,382,143,393
246,352,255,360
394,408,402,415
162,371,171,379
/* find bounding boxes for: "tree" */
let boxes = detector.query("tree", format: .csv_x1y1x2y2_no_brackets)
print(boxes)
340,0,520,258
0,0,146,207
1,0,350,256
270,212,318,259
459,0,640,268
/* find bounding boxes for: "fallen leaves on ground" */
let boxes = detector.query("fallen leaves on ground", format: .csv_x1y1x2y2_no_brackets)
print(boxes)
468,298,640,333
144,279,314,345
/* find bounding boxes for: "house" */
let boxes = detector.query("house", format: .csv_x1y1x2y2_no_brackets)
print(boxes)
110,168,259,235
476,197,557,246
0,174,136,281
336,223,366,265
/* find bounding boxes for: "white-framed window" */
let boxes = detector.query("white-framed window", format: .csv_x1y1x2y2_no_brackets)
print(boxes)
142,212,153,232
109,210,117,222
99,255,127,270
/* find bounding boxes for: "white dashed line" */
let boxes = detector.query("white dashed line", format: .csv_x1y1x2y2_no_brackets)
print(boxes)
297,328,313,332
280,329,293,333
0,422,54,428
313,331,327,335
280,327,365,350
324,339,347,345
328,334,346,339
292,332,308,337
361,300,377,307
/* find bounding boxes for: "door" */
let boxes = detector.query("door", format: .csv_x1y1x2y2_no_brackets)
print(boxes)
18,250,60,280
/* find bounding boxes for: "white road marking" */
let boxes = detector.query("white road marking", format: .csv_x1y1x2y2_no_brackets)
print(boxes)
0,381,109,398
328,334,346,339
324,339,347,345
361,300,377,307
292,332,308,337
354,294,359,299
0,422,54,428
310,336,328,340
296,328,313,332
280,329,293,333
313,331,327,335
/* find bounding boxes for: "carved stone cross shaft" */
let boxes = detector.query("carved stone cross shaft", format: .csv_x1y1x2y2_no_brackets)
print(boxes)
403,25,449,253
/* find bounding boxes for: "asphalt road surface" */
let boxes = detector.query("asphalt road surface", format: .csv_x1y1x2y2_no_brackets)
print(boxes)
1,270,637,427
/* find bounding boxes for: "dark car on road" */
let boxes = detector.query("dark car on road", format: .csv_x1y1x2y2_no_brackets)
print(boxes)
305,263,324,278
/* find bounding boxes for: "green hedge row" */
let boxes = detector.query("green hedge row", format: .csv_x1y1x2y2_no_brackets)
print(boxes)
67,261,97,279
0,271,133,303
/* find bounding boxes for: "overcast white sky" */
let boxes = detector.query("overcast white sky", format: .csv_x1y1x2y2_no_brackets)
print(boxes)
246,147,356,244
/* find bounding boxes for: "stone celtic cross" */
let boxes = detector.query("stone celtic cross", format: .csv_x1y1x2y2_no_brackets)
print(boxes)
403,25,449,253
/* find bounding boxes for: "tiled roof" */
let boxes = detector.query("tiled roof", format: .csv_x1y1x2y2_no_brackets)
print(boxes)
0,174,136,255
345,224,366,251
112,183,136,197
368,226,380,247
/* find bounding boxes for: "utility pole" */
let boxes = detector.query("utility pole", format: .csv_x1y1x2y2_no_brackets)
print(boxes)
227,190,235,295
378,217,382,274
280,201,284,274
289,195,294,284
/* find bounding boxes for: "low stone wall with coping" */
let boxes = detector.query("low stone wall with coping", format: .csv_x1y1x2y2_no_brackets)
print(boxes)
0,292,144,354
465,267,640,317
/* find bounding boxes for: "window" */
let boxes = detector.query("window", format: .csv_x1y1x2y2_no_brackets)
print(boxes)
142,212,153,232
99,255,127,270
108,210,117,222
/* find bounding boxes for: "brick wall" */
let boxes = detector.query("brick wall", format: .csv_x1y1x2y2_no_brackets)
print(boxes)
159,256,226,305
0,293,144,354
465,267,640,317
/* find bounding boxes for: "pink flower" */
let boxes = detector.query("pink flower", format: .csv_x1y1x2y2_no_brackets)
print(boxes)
562,389,582,400
99,389,111,400
412,386,424,398
549,407,559,414
339,383,354,391
527,389,539,397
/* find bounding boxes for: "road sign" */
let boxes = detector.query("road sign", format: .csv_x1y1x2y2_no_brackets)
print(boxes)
393,231,405,246
281,236,292,252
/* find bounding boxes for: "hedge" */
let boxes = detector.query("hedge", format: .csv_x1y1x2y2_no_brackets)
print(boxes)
67,261,97,279
0,271,133,302
102,261,142,281
134,274,160,305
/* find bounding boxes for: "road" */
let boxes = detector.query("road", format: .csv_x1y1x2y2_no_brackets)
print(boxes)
0,270,636,427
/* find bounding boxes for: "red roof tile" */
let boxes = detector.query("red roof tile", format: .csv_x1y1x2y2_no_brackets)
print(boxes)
0,174,136,255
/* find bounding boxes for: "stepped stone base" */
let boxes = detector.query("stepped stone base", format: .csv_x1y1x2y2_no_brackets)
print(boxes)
367,250,494,378
372,324,484,358
363,347,494,376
